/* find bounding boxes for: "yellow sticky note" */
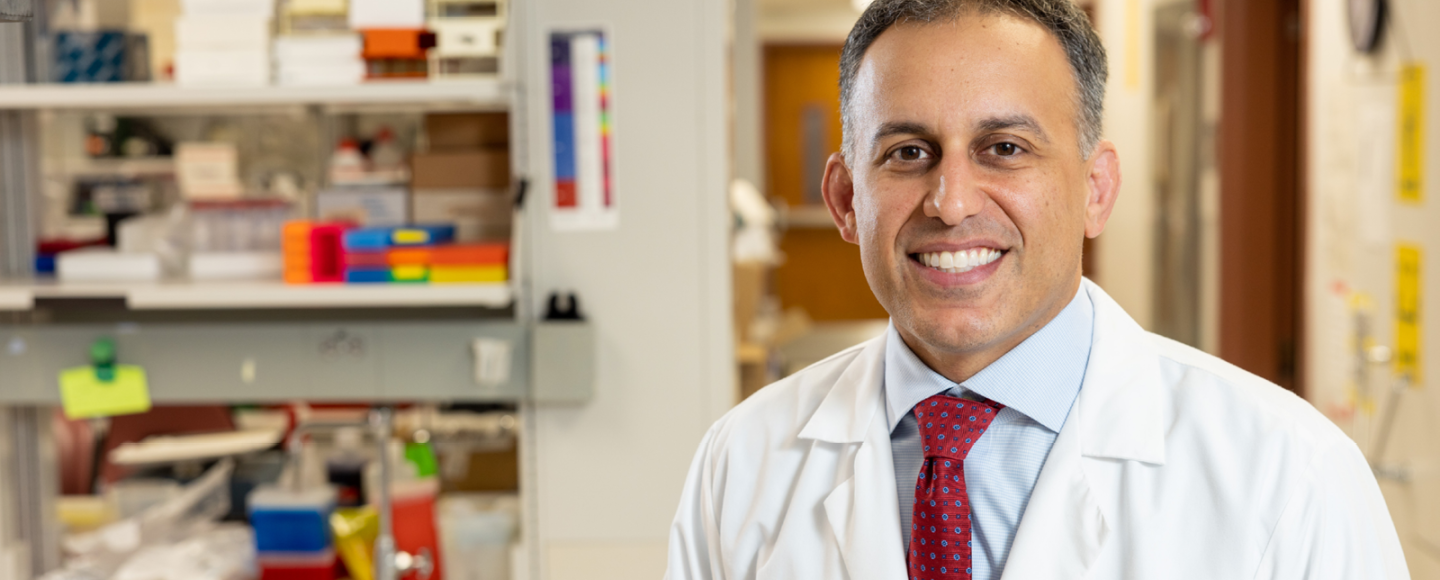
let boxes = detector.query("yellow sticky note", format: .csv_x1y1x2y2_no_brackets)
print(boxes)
1395,244,1422,384
58,365,152,420
1398,64,1425,203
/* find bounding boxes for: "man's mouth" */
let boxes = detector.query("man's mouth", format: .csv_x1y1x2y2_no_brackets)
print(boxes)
913,248,1004,274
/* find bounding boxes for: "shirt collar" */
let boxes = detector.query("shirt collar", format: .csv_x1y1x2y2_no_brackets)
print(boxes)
883,284,1095,433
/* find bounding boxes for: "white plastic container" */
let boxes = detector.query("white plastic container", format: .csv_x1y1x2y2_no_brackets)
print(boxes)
438,493,518,580
57,249,162,282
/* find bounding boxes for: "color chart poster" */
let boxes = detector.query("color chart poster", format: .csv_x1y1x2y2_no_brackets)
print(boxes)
549,28,617,231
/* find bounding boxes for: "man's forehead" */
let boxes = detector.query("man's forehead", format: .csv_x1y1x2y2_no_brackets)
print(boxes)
850,14,1077,137
857,14,1063,83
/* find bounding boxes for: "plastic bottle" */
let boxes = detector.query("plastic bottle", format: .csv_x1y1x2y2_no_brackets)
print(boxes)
327,427,369,508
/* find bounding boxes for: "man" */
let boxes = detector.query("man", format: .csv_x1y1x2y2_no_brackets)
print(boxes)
667,0,1407,578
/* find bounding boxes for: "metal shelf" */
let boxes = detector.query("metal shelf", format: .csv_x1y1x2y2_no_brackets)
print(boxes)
0,279,514,311
0,79,510,111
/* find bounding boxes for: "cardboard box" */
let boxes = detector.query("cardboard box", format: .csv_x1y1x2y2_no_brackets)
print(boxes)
175,142,243,199
411,150,510,189
412,188,511,242
316,187,409,226
425,112,508,150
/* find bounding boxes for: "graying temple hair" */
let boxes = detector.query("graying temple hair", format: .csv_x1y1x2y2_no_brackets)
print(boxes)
839,0,1108,161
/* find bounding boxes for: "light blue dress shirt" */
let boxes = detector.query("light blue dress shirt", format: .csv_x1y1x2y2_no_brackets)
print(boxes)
886,285,1094,580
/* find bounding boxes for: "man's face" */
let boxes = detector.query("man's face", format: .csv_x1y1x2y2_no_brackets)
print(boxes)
823,14,1119,373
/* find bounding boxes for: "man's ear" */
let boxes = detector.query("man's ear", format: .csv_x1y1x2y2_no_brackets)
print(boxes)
1084,141,1121,239
822,152,859,243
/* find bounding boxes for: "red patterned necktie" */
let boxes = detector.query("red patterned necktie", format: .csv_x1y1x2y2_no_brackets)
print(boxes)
906,394,1003,579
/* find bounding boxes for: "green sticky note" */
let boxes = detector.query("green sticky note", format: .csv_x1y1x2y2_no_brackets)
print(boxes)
58,365,151,420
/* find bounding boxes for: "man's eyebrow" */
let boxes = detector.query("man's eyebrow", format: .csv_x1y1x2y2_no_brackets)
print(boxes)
870,121,932,148
975,115,1050,144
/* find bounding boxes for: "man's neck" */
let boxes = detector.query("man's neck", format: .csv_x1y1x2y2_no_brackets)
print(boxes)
898,281,1081,384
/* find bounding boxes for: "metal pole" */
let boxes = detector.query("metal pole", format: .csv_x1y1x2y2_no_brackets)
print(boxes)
371,406,398,580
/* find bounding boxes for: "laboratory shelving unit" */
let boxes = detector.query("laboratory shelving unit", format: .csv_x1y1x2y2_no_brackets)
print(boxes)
0,279,515,310
0,80,511,110
0,2,570,577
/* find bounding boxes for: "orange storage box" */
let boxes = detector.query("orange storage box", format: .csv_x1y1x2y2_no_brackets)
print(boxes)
361,29,435,59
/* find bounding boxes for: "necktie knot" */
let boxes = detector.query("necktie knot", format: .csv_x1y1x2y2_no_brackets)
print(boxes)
914,394,1003,461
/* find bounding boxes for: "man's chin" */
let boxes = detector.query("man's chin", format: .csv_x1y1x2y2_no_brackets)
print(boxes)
896,311,1004,355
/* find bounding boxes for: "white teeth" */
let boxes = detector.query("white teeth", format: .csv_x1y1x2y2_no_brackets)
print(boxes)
918,249,1002,274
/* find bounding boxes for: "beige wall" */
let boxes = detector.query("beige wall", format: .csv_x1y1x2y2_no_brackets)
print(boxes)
1092,0,1158,331
1304,0,1440,576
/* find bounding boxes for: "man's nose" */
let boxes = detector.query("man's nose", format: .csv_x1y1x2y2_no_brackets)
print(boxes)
922,156,985,225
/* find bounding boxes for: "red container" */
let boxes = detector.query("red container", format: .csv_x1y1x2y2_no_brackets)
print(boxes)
259,551,337,580
392,479,444,580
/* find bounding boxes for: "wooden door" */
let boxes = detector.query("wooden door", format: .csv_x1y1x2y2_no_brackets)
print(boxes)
764,43,887,321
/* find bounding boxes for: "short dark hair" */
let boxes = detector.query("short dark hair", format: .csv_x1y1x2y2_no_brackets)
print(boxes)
839,0,1108,160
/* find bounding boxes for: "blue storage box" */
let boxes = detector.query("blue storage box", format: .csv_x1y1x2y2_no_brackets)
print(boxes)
54,31,127,83
343,224,456,250
248,485,337,554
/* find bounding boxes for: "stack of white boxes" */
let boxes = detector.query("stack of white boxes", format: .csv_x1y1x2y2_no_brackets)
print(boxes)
173,0,273,86
274,0,364,86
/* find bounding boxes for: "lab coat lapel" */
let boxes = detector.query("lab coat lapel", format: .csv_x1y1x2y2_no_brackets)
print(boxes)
998,392,1107,579
1001,280,1168,579
800,335,908,580
822,416,907,580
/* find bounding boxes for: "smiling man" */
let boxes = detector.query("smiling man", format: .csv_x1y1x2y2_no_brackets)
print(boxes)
666,1,1406,579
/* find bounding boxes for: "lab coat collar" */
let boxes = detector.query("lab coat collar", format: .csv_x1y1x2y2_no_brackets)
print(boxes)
798,278,1165,464
797,278,1162,579
797,334,887,444
1076,278,1167,465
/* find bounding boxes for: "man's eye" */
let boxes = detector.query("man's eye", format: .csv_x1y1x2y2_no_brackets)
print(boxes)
992,142,1020,156
894,146,927,161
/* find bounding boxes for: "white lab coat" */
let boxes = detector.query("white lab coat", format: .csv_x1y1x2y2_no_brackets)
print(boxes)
666,280,1408,580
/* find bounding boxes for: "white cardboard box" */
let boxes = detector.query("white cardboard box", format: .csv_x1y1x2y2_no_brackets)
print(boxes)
176,15,270,51
174,50,270,86
349,0,424,28
273,34,361,59
182,0,275,17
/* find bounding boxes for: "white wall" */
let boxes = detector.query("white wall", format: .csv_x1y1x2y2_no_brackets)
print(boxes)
1304,0,1440,576
521,0,733,578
